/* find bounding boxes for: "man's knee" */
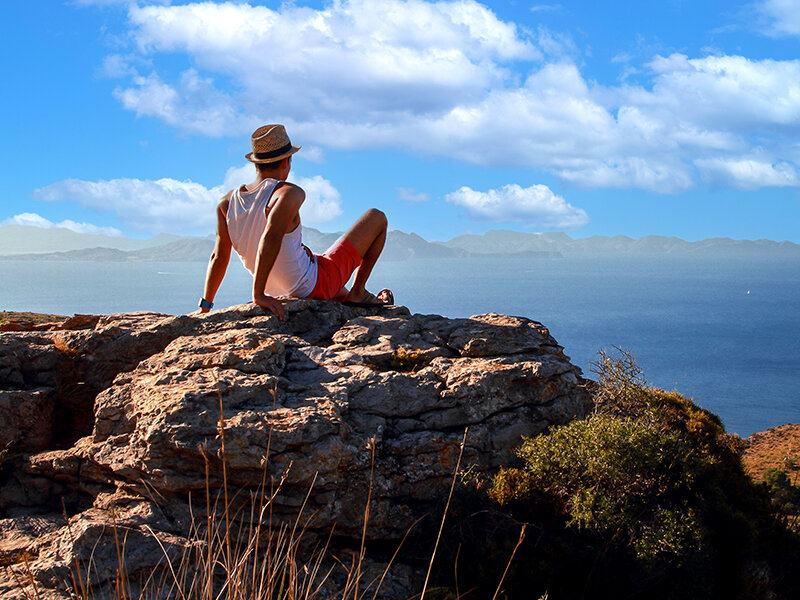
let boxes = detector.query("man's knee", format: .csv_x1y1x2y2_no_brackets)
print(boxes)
364,208,387,229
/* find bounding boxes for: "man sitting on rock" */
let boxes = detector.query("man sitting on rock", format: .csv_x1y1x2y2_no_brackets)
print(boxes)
197,124,393,320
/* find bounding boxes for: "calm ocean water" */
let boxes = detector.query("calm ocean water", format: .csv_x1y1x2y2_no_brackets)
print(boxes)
1,254,798,437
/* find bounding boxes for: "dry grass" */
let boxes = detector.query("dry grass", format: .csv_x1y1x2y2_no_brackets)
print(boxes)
0,311,67,325
743,424,800,482
743,424,800,531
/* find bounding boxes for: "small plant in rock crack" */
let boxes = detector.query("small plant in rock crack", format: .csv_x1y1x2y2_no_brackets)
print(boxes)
388,347,431,373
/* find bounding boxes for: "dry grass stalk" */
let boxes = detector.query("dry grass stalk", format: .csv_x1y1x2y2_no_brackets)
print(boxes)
490,524,526,600
419,427,469,600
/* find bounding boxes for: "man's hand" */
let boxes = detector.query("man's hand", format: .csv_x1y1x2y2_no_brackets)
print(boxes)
189,307,210,316
253,293,285,321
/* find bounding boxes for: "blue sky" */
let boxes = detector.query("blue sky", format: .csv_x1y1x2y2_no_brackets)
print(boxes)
2,0,800,242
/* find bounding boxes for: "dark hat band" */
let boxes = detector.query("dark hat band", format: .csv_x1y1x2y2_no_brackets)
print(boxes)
253,142,294,160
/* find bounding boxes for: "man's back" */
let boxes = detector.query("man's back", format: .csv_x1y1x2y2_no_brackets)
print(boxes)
225,178,317,298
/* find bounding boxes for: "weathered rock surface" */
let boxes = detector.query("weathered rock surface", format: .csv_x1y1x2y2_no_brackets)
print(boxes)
0,300,590,599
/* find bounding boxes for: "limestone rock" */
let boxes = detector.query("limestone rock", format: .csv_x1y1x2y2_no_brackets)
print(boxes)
0,390,56,453
0,300,590,599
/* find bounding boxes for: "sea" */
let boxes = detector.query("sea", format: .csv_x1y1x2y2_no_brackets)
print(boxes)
1,253,798,437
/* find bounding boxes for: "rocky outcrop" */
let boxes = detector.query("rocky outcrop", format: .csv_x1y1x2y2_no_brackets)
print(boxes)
0,300,590,599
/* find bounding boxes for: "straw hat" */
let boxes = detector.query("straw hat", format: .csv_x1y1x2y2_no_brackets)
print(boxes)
245,124,301,163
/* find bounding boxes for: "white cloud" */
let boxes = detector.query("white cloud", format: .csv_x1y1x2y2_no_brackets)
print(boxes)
1,213,123,236
638,54,800,131
98,54,138,78
114,0,538,135
31,167,343,235
299,147,326,164
757,0,800,37
292,175,343,224
113,70,242,137
59,220,125,236
33,177,220,234
552,157,696,194
3,213,55,229
445,184,589,230
397,187,431,203
414,62,616,163
535,27,577,57
695,157,800,189
221,164,254,193
93,0,800,193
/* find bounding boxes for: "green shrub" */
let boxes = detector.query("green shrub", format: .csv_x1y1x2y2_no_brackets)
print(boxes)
511,413,705,561
489,467,534,505
433,349,800,599
764,468,800,515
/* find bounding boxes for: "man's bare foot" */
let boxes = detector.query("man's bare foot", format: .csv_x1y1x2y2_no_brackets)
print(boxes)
343,288,394,307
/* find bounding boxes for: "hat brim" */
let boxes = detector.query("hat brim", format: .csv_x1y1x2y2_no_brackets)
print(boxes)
246,145,301,164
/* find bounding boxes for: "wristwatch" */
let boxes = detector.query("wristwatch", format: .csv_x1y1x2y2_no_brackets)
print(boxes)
198,298,214,309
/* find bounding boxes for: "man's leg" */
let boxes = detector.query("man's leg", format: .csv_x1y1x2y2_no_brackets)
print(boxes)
342,208,388,303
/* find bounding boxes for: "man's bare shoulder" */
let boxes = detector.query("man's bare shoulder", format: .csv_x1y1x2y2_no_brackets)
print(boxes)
273,181,306,204
218,190,233,211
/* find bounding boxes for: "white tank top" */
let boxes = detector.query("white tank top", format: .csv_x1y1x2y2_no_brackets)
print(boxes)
226,178,318,298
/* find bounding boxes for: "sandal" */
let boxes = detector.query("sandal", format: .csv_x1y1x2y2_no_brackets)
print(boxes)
342,288,394,308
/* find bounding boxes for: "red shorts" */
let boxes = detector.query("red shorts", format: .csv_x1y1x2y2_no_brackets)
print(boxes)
307,237,362,300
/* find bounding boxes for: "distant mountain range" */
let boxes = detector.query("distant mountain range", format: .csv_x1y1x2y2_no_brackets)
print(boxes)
1,224,798,262
0,224,185,254
441,230,800,256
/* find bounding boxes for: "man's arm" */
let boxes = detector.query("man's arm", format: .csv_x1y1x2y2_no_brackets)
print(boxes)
251,184,305,321
196,197,233,314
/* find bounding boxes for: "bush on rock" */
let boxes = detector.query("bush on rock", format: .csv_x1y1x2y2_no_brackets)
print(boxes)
433,350,800,600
